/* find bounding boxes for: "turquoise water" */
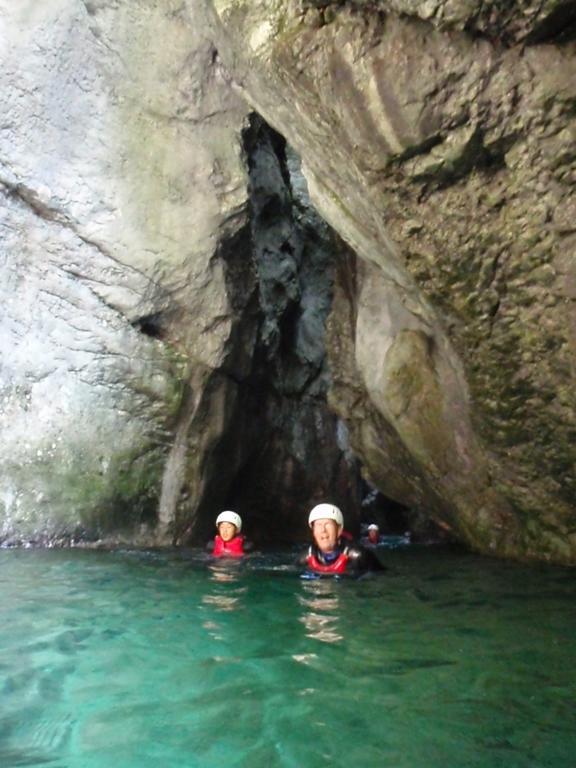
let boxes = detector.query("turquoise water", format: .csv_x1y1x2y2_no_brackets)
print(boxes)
1,547,575,768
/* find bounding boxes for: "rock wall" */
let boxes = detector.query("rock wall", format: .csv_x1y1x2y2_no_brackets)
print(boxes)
0,0,357,546
0,0,253,544
206,0,576,562
2,0,575,560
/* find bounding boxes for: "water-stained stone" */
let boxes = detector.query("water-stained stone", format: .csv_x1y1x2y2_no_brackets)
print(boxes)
206,0,576,562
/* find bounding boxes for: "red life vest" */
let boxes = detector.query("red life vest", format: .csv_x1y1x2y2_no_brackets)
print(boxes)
213,534,245,557
306,546,349,574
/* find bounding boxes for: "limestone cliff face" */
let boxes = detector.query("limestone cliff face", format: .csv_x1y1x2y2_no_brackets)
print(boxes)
206,0,576,561
0,0,357,546
2,0,575,561
0,0,252,543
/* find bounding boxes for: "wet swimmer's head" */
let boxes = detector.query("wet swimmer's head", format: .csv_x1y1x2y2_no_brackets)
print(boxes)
367,523,380,543
308,503,343,554
215,510,242,542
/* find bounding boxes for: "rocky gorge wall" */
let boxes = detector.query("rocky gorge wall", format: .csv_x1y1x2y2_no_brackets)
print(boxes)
0,0,251,544
205,0,576,561
0,0,357,547
1,0,575,562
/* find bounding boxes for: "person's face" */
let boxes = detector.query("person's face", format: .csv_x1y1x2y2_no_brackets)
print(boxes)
368,528,379,543
218,522,237,542
312,519,341,553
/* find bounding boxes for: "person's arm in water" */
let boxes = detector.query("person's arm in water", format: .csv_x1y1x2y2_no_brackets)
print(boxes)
296,547,309,567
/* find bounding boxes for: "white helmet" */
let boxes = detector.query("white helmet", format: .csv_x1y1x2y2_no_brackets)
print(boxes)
215,510,242,532
308,503,344,528
367,524,379,531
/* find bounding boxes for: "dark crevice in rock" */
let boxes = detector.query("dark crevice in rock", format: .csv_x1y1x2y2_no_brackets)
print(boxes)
131,313,166,340
1,176,64,223
405,126,514,192
524,4,576,44
277,300,300,358
237,116,361,541
176,115,363,545
394,135,444,164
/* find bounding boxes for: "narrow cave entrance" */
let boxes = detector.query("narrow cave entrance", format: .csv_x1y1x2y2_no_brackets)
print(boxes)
195,114,366,547
186,114,445,551
356,474,458,547
359,484,412,536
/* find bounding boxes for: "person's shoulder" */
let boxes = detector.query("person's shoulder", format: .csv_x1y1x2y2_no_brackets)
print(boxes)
346,543,385,571
346,544,367,560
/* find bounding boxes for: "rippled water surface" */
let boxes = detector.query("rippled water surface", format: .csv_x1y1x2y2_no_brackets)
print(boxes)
1,546,575,767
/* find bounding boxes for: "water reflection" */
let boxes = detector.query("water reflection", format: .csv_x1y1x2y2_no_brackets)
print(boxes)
298,579,343,644
201,561,248,641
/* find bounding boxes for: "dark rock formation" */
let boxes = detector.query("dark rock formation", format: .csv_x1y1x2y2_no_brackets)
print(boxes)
220,119,360,545
174,118,361,546
206,0,576,562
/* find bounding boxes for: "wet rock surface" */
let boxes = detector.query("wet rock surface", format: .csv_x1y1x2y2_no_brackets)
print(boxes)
0,0,252,544
206,0,576,561
1,0,575,562
0,0,357,547
215,120,360,546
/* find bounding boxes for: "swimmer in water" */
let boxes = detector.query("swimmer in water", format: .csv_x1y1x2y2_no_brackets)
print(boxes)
209,511,245,558
363,523,383,547
299,503,383,576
